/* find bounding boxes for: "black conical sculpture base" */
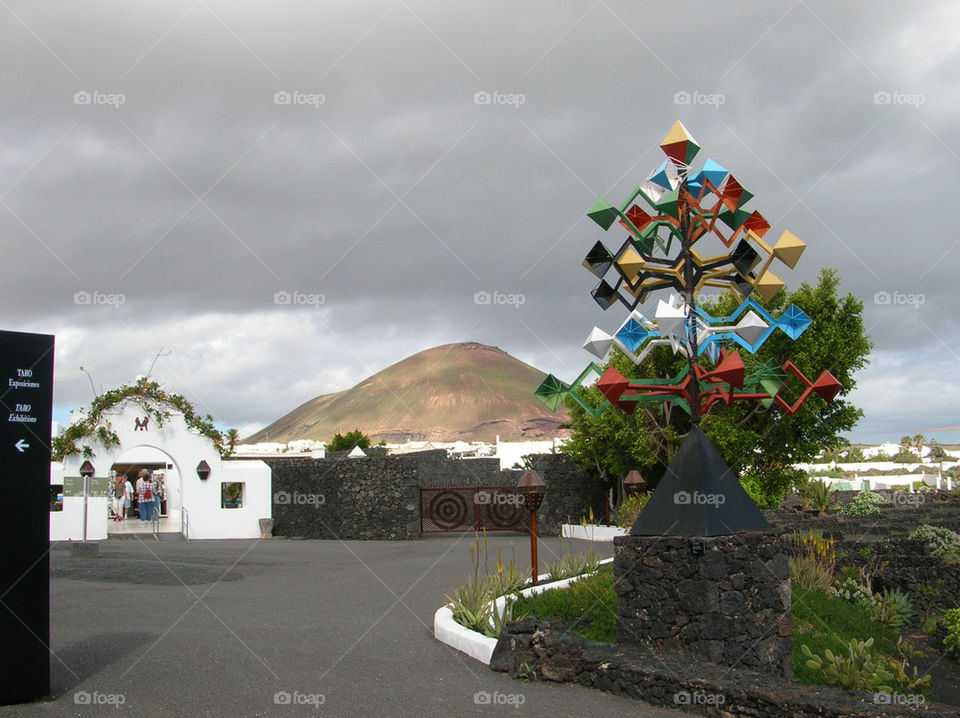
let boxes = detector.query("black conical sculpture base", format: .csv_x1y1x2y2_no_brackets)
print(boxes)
630,427,770,536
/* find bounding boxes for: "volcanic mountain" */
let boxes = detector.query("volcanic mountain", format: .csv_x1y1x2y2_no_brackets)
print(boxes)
245,342,570,444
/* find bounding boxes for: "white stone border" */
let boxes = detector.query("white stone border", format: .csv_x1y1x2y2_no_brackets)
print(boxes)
433,557,614,665
561,523,627,542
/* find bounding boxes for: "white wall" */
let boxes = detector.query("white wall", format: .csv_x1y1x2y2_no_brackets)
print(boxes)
798,460,960,473
814,473,954,491
184,460,272,539
49,462,109,541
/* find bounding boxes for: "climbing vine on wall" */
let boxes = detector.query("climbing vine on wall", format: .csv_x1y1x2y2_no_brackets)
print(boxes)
52,376,231,461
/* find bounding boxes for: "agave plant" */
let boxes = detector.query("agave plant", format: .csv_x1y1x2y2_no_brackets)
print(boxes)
484,595,519,639
444,574,494,634
871,588,914,629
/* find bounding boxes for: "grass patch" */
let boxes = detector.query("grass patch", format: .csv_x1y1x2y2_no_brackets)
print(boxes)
512,564,616,643
509,569,907,688
791,585,899,685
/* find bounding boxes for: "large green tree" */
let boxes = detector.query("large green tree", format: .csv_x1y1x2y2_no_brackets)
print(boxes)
327,428,372,452
562,269,872,508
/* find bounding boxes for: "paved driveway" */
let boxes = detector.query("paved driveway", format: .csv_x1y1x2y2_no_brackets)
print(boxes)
2,535,683,717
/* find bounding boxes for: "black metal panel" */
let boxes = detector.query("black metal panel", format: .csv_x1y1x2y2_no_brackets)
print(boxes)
0,330,53,704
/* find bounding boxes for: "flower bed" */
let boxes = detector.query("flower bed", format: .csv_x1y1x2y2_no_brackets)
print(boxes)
433,558,613,664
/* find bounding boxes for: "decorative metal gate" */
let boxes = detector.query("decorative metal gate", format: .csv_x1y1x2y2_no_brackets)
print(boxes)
419,486,529,533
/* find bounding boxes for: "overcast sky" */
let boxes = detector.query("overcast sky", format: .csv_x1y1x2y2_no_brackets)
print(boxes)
2,1,958,444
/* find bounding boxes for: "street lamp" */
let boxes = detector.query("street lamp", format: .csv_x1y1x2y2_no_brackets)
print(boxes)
623,469,647,498
79,461,95,545
518,469,546,585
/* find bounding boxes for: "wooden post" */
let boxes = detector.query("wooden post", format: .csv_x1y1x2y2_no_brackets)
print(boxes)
529,512,539,585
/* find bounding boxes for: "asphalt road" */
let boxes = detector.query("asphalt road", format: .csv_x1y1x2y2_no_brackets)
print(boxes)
2,535,684,717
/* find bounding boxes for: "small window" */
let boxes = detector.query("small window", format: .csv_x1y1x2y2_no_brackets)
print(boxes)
221,482,244,509
50,485,63,512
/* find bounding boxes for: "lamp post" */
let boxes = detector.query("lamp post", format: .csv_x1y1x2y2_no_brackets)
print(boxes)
623,469,647,498
518,469,546,585
71,460,100,558
79,460,94,544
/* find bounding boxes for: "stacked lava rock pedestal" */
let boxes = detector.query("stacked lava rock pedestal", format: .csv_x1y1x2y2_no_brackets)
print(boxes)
614,427,792,677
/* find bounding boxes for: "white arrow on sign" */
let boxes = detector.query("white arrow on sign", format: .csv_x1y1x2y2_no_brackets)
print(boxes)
15,439,29,452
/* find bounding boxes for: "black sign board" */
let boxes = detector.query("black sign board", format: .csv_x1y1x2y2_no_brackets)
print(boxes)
0,330,53,704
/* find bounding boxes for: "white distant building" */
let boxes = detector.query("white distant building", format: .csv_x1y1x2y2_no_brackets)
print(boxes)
234,440,325,458
862,442,900,459
495,436,568,470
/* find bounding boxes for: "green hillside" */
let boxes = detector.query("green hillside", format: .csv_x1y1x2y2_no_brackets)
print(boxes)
245,342,569,443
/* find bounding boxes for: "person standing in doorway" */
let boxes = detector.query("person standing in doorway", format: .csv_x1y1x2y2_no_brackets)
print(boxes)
123,474,134,520
136,470,153,522
112,475,125,521
151,472,165,520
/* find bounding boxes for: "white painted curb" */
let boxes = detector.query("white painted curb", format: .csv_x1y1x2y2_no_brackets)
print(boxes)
434,558,614,665
561,524,628,541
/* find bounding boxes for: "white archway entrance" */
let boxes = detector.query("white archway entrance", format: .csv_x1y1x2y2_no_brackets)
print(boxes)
58,401,271,540
108,445,183,534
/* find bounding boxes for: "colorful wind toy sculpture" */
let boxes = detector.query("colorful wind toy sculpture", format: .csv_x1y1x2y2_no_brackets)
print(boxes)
535,121,842,421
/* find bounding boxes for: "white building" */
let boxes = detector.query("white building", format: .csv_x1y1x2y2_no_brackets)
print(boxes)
53,402,271,540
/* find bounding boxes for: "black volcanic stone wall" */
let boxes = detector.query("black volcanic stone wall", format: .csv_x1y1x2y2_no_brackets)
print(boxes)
270,457,420,540
415,451,521,488
491,617,956,717
615,532,792,676
267,452,603,540
766,503,960,613
846,537,960,614
531,454,606,536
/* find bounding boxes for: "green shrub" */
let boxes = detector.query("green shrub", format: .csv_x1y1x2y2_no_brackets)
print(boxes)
801,638,894,692
916,580,944,600
886,638,933,694
831,576,874,609
801,479,832,515
837,489,884,516
614,492,650,529
809,468,845,479
800,637,931,694
891,449,920,463
944,608,960,660
871,588,913,629
542,549,600,582
910,525,960,563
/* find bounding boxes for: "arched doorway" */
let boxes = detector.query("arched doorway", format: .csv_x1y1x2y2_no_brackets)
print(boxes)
108,445,183,535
